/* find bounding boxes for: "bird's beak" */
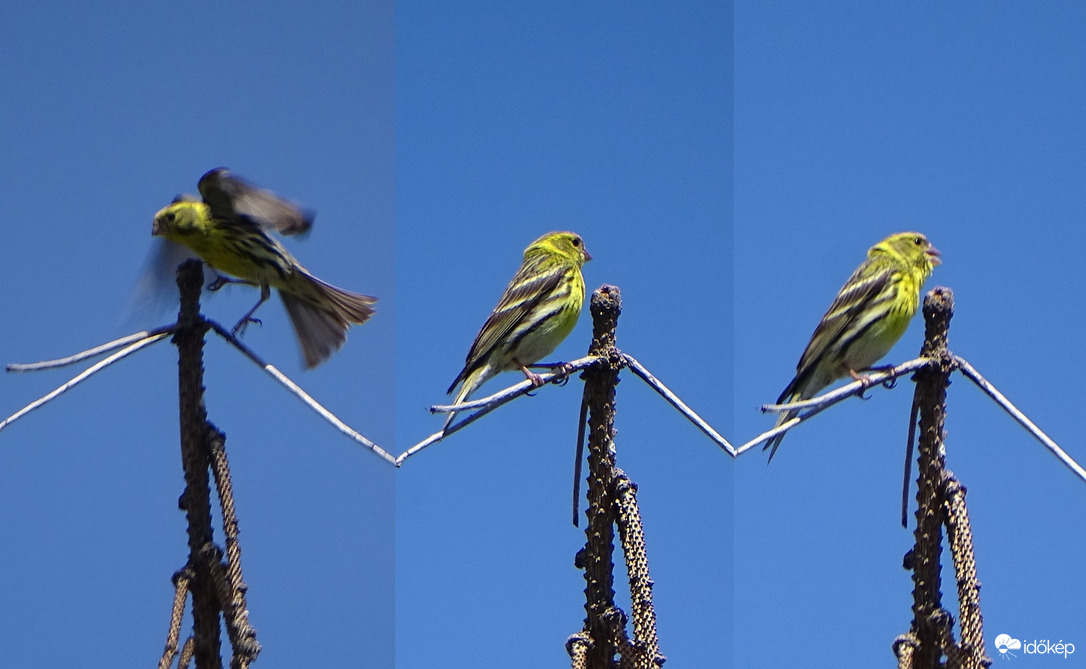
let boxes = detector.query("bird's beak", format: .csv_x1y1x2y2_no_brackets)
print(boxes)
927,245,941,266
583,248,593,262
151,218,163,237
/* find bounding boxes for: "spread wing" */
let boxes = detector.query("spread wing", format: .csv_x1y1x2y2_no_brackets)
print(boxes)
198,167,314,236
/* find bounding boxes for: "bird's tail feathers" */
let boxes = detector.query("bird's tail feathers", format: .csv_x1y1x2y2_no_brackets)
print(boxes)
281,271,377,368
443,365,491,431
300,269,377,325
764,406,799,463
764,379,802,463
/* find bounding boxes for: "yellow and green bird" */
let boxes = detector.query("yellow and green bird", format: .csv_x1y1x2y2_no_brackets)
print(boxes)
151,168,376,368
765,232,940,460
444,231,592,430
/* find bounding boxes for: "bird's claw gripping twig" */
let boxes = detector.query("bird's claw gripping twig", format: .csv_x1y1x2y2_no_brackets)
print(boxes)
849,369,878,400
231,315,262,337
551,362,575,387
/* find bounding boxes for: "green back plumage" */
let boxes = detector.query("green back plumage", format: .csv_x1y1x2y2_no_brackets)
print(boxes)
766,231,939,460
448,231,591,397
787,232,938,398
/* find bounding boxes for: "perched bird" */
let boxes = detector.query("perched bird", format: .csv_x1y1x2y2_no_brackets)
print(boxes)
151,168,376,368
444,231,592,430
764,232,940,461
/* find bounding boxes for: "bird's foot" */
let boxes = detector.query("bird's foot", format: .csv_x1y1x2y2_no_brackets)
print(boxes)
868,364,899,389
551,362,574,387
518,361,546,394
231,315,262,337
208,276,255,292
849,369,877,399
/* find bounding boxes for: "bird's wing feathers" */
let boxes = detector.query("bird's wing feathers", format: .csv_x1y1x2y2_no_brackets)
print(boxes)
198,168,314,236
454,258,565,388
793,257,891,387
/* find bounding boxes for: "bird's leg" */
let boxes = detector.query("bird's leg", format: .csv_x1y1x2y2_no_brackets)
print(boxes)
849,368,881,399
208,274,258,292
527,361,574,386
517,360,546,388
848,369,870,383
861,363,899,389
232,283,271,335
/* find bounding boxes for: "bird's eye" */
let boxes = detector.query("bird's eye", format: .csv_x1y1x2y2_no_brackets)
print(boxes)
166,212,176,222
572,237,582,247
913,236,922,246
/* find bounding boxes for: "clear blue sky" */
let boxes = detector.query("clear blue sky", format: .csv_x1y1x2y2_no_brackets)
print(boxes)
0,2,396,667
394,3,729,668
2,3,1084,669
734,3,1086,667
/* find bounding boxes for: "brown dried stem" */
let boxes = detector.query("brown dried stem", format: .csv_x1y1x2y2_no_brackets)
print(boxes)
570,285,665,669
576,285,624,668
613,474,664,668
160,567,194,669
173,260,224,668
170,260,261,668
899,287,991,668
208,430,261,667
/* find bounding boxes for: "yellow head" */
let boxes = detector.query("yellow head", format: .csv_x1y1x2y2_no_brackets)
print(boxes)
151,198,211,242
871,232,940,278
526,231,592,266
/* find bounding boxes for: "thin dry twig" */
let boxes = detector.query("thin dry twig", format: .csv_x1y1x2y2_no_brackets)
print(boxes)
760,358,933,415
395,355,602,466
6,325,176,372
735,357,935,456
622,352,734,456
410,348,741,466
2,313,394,465
429,355,600,415
395,432,442,467
955,355,1086,484
740,348,1083,490
205,321,397,467
0,333,171,434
